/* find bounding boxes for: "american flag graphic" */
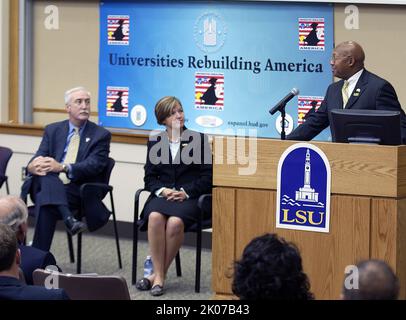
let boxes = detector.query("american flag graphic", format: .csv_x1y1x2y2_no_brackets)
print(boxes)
107,15,130,45
195,73,224,111
106,86,129,117
298,18,325,51
297,96,324,125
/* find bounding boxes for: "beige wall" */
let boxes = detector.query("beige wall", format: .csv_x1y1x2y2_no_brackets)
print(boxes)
0,0,9,122
335,4,406,106
33,0,99,125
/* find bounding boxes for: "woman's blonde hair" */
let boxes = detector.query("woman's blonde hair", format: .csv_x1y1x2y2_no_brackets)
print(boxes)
154,96,182,125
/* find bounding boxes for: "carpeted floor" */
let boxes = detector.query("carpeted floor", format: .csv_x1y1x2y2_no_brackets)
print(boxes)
27,224,213,300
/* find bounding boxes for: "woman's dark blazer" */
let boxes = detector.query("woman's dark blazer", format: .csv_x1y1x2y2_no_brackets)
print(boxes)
142,128,212,218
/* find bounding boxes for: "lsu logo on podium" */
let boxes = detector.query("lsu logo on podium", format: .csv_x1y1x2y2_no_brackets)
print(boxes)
276,143,331,233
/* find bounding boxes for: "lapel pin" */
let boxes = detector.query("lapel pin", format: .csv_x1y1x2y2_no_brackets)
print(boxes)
353,88,361,96
86,137,91,142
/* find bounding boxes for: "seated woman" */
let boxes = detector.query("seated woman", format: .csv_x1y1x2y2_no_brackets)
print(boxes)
135,96,212,296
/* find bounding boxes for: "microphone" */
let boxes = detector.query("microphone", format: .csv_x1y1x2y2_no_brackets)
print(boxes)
269,88,300,115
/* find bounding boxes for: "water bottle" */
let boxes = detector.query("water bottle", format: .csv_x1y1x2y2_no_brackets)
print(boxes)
143,255,153,278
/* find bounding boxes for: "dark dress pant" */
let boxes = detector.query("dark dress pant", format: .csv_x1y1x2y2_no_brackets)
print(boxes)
30,174,80,251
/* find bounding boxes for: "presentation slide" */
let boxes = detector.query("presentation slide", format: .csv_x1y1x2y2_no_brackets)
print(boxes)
98,1,333,140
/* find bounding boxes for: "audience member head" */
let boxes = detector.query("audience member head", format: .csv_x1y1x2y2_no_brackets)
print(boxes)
64,86,91,127
0,196,29,244
342,259,399,300
331,40,365,80
0,224,21,278
232,233,313,300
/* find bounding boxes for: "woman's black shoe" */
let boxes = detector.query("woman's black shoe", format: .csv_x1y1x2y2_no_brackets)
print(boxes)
135,278,152,291
150,284,164,296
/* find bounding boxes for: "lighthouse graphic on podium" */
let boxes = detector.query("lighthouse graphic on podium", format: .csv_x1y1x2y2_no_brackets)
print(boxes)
276,143,331,233
295,149,319,202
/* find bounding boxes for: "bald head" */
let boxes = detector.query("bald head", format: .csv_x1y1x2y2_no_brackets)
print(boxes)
0,196,28,234
336,41,365,66
343,259,399,300
331,41,365,79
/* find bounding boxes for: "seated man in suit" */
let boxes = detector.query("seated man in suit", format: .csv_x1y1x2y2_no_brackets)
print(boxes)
0,195,60,285
21,86,112,251
287,40,406,143
0,224,69,300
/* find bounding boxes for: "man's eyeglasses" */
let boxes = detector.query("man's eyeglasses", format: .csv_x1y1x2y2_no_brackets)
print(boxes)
330,55,351,62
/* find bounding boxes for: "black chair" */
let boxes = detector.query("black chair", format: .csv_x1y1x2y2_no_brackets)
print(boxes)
132,189,212,293
75,157,122,274
0,146,12,194
26,157,122,274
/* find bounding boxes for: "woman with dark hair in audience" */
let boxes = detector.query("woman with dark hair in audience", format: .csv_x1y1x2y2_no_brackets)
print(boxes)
135,96,212,296
232,233,314,300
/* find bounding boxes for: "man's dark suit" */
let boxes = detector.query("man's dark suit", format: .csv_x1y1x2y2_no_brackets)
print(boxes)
287,69,406,142
21,120,111,251
19,244,58,285
0,276,69,300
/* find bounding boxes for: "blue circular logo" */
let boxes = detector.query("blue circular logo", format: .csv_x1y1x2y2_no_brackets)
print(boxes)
194,12,227,54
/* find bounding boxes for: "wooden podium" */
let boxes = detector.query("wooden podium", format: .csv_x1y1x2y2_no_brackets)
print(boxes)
212,137,406,299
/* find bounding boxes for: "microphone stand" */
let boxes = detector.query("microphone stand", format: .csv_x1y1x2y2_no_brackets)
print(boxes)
270,102,287,140
280,105,286,140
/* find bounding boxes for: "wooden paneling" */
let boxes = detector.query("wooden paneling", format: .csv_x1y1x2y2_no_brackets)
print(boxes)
216,191,372,299
0,123,149,145
369,197,406,299
235,189,275,257
213,137,405,198
212,294,235,300
212,139,406,299
294,195,371,299
370,199,397,264
212,187,235,294
278,195,371,299
397,147,406,196
396,199,406,299
0,123,44,136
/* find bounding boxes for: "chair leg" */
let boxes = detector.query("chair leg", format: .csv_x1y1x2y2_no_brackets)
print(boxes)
195,229,202,293
132,222,138,285
66,232,75,263
112,216,122,269
77,233,82,274
110,192,122,269
5,180,10,195
175,251,182,277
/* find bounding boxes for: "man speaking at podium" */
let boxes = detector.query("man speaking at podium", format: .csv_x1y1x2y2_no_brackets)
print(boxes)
287,40,406,143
